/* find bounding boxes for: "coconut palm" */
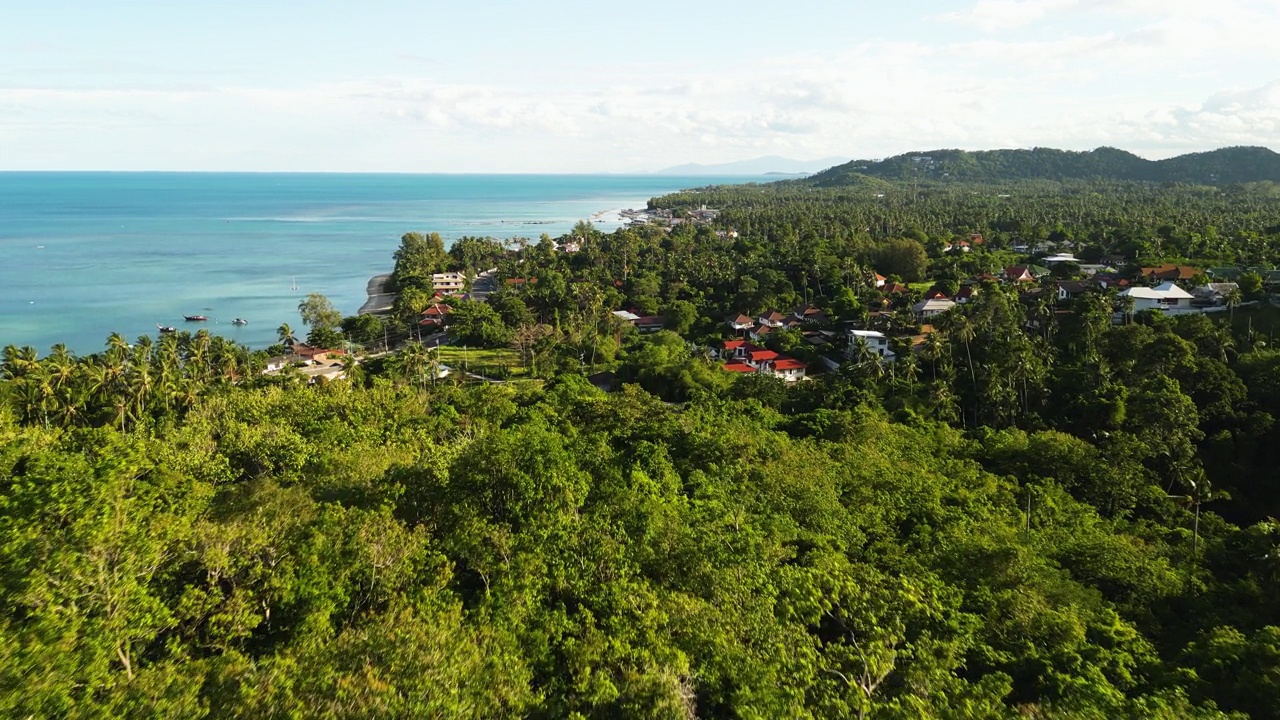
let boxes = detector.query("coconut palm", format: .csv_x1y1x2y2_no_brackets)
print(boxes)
2,345,39,380
1225,286,1243,324
277,322,296,346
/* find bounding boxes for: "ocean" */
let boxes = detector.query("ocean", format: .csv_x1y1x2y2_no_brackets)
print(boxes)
0,173,761,354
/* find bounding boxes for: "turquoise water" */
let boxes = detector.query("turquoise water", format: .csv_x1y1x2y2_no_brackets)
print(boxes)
0,173,759,354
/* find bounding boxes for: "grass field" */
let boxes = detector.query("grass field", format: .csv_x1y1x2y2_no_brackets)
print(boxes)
432,345,529,379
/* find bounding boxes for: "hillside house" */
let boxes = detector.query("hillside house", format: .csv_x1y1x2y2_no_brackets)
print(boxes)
431,272,467,293
726,313,754,333
1005,266,1036,283
1056,281,1088,302
419,303,452,327
913,298,956,319
759,310,788,328
847,329,896,361
766,358,807,382
1140,264,1201,282
1121,281,1196,313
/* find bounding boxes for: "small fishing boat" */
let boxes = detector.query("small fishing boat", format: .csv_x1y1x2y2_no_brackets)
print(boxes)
232,318,248,326
184,315,208,322
157,324,177,334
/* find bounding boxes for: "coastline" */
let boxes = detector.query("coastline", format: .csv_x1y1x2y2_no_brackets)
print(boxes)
359,274,395,316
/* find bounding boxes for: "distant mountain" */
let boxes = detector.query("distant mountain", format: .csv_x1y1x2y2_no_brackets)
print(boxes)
806,146,1280,187
657,156,847,176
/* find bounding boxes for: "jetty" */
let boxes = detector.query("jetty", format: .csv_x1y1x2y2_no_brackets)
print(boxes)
359,274,396,316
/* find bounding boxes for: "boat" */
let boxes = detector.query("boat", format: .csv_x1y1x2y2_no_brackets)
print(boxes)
232,318,248,326
156,324,177,334
184,315,208,322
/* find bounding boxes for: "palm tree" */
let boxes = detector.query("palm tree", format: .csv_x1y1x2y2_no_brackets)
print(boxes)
277,323,296,347
395,342,431,389
2,345,39,380
1225,287,1243,324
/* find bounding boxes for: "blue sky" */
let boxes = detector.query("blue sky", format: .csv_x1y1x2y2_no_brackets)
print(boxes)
2,0,1278,171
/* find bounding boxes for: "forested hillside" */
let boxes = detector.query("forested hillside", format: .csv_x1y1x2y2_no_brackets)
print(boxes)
807,146,1280,186
8,173,1280,717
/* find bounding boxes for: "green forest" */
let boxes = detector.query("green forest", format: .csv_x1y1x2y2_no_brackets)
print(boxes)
7,172,1280,717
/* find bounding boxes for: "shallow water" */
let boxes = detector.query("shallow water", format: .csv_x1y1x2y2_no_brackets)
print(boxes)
0,172,758,353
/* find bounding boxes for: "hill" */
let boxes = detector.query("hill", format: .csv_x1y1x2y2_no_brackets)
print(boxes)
807,146,1280,186
656,155,847,176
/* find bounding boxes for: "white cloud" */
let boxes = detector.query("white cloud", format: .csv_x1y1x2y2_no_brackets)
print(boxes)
936,0,1079,32
2,6,1280,172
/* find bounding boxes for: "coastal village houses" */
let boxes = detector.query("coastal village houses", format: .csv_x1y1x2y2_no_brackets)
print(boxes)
720,340,808,383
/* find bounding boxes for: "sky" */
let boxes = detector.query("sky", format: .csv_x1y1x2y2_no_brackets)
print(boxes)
1,0,1278,172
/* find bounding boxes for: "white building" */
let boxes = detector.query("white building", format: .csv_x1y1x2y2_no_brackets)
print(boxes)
913,298,956,319
431,272,467,293
847,329,896,361
1120,281,1195,313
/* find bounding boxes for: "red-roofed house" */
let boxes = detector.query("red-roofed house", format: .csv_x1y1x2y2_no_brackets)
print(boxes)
922,288,950,301
1005,266,1035,283
874,273,887,288
759,310,788,327
767,357,808,382
746,349,780,368
419,303,453,327
722,362,756,374
726,312,754,332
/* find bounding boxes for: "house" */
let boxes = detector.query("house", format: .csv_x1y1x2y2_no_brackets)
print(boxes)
1055,281,1089,302
913,298,956,318
419,303,452,327
745,348,780,369
1140,264,1201,282
922,288,950,301
1194,283,1240,304
793,304,826,322
722,362,756,374
882,282,910,295
802,330,835,347
944,239,972,253
721,339,754,361
264,356,289,373
431,272,467,293
766,358,807,382
612,310,664,333
504,277,537,286
955,285,977,304
847,329,896,361
1042,253,1079,265
874,273,887,288
1120,281,1196,313
758,310,788,328
1004,266,1036,283
632,316,665,334
725,312,754,332
1093,273,1128,290
748,324,775,342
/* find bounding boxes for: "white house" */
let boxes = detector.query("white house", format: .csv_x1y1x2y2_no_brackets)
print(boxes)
847,329,896,361
1042,253,1079,265
1120,281,1195,313
913,298,956,319
431,272,467,293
